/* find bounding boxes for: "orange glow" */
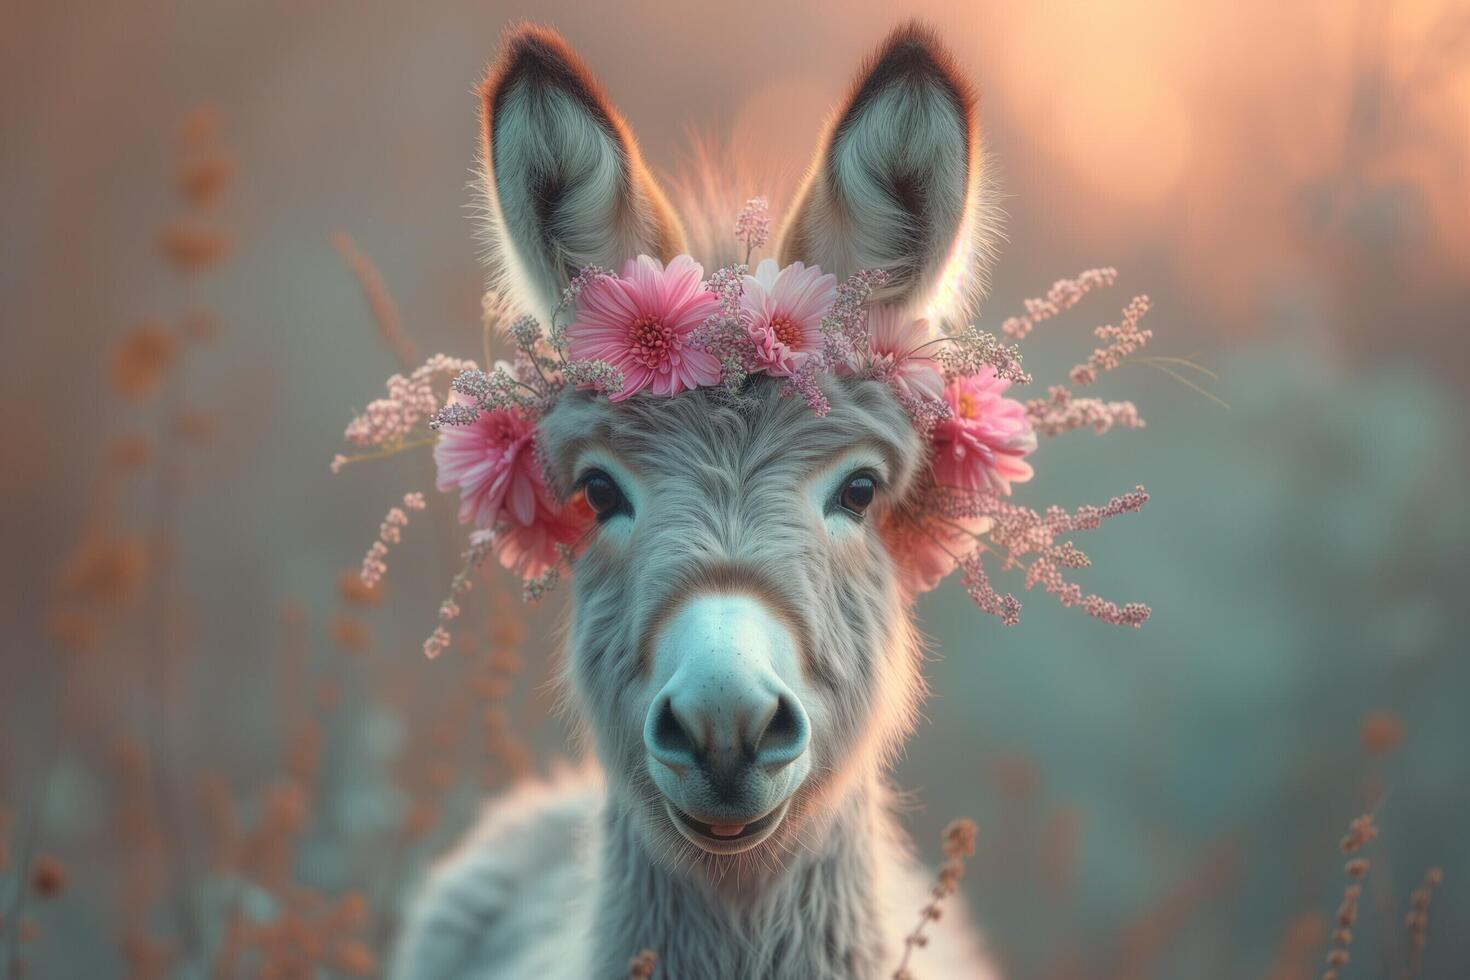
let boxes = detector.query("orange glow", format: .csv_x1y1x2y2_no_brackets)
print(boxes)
976,1,1197,208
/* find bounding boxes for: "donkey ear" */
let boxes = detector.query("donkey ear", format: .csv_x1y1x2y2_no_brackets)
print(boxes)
479,25,686,317
776,22,994,324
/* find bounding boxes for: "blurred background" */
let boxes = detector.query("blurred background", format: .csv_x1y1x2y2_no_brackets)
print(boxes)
2,0,1467,976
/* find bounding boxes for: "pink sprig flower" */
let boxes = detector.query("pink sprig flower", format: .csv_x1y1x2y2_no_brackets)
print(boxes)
741,259,838,378
734,197,771,257
1071,295,1152,386
1026,385,1144,437
344,354,476,447
959,551,1021,627
567,255,722,400
1002,268,1118,340
359,492,428,588
931,367,1038,496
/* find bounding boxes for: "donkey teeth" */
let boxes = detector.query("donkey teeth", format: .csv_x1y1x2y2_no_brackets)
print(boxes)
709,824,746,838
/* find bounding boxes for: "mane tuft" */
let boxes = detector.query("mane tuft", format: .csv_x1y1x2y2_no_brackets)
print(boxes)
666,132,797,270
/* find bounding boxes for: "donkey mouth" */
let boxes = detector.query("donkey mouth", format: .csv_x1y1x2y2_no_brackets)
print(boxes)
666,799,789,854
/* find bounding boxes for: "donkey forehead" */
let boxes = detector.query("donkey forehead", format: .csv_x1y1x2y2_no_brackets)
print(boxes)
538,377,923,496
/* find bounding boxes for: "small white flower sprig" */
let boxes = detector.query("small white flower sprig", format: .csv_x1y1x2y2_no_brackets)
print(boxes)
429,271,628,431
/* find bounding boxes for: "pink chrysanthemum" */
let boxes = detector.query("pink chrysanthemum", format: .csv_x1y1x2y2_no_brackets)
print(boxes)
866,306,944,402
931,368,1038,495
433,399,583,577
568,255,721,400
741,259,838,377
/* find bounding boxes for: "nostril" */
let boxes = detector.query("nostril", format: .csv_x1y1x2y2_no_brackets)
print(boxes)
764,698,799,746
753,694,810,771
646,696,698,766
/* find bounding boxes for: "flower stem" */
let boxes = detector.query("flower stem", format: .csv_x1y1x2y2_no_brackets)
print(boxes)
333,436,438,470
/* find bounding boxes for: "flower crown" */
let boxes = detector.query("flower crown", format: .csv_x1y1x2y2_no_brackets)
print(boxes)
336,199,1159,658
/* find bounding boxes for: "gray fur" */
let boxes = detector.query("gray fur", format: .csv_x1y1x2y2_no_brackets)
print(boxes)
393,23,1001,980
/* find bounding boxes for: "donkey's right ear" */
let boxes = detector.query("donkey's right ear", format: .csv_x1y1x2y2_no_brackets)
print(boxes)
479,25,686,317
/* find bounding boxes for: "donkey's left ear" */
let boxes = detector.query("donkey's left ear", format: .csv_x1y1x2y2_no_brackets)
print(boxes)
777,22,995,325
479,25,686,318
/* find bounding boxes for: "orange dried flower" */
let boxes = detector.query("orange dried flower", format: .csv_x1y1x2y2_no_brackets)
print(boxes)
402,799,439,839
107,433,154,470
58,532,150,606
894,818,979,978
110,321,177,400
943,818,979,860
1323,815,1375,980
330,615,372,653
175,153,236,207
331,232,418,370
175,409,215,444
1339,814,1377,854
489,646,525,674
177,310,218,343
178,105,221,151
47,606,100,652
337,568,385,607
1359,710,1402,757
160,221,233,274
332,892,370,931
333,939,378,976
264,781,309,836
427,760,457,791
316,682,340,713
473,674,512,701
483,705,511,733
490,611,528,648
1404,866,1444,963
31,854,66,898
489,736,534,781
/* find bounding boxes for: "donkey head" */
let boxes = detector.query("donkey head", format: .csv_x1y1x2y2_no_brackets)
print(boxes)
478,23,991,873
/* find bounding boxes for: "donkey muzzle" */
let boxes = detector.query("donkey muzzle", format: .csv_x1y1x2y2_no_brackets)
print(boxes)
643,594,812,850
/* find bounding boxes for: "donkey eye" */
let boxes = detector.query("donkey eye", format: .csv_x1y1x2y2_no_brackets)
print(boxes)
578,470,629,521
836,470,879,518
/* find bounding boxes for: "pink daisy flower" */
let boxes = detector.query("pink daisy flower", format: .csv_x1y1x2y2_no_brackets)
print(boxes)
568,254,722,399
741,259,838,377
433,398,585,577
866,306,944,402
931,367,1038,495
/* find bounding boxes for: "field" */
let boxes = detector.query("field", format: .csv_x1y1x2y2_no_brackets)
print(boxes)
1,2,1467,977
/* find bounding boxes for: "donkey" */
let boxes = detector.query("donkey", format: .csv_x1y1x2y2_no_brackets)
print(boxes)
393,22,1000,980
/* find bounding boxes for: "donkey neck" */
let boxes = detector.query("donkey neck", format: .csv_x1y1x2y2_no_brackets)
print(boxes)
588,775,892,979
